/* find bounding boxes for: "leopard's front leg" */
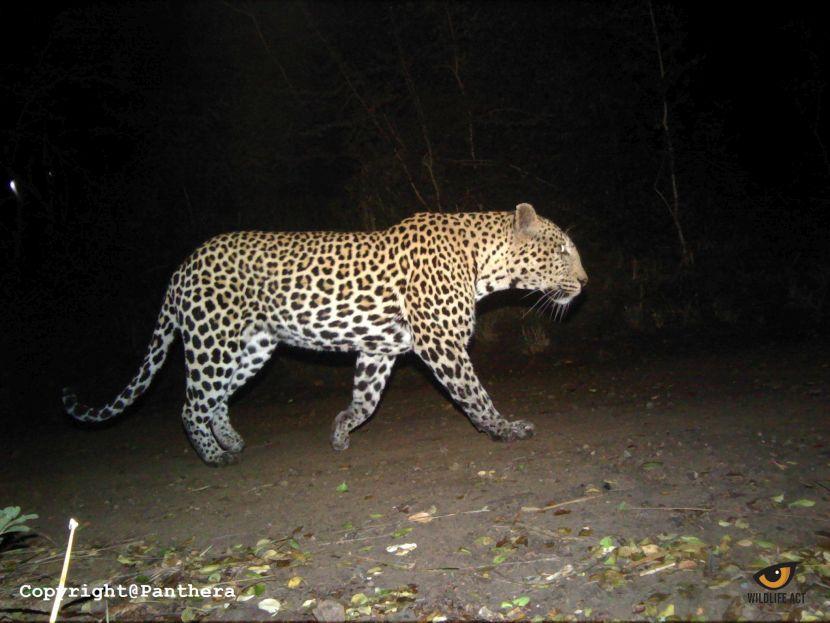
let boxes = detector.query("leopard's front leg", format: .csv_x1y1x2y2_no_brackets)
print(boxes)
331,352,396,451
415,339,534,441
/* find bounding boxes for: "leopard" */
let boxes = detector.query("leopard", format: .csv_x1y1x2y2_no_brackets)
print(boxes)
63,203,588,466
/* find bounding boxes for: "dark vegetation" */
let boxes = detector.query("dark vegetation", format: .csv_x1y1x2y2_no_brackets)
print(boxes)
2,2,829,418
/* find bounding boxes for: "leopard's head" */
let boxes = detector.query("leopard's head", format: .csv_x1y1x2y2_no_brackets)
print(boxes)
509,203,587,307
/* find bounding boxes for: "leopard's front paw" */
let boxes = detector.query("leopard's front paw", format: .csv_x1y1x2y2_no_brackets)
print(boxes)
510,419,535,439
331,433,350,452
491,419,535,442
204,450,241,467
331,410,352,451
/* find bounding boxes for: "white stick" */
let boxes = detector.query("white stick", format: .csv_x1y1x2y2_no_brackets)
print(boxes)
639,561,676,576
49,518,79,623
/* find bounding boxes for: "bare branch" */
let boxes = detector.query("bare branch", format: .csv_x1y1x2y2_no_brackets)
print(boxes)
648,0,693,267
445,4,476,162
221,1,302,107
301,3,430,210
391,10,443,211
383,113,430,210
301,3,388,141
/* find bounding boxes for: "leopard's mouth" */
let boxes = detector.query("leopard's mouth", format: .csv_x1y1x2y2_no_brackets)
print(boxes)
549,286,580,306
523,286,579,320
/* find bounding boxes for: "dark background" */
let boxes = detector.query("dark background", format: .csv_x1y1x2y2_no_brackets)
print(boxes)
2,1,829,422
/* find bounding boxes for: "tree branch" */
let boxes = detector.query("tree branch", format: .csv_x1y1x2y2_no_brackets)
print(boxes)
648,0,693,267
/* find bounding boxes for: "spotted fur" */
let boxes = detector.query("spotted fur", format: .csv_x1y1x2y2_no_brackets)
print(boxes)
63,204,587,466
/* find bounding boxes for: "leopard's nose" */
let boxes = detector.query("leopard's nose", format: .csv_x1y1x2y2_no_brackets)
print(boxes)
578,274,588,287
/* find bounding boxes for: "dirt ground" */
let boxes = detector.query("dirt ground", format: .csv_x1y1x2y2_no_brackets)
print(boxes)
1,333,829,621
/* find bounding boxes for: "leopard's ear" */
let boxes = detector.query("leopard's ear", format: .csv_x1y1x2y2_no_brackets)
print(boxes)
514,203,541,239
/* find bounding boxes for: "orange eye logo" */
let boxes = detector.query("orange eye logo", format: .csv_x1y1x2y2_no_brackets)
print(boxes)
753,562,798,590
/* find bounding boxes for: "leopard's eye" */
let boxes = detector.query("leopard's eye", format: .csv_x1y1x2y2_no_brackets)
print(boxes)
753,562,797,590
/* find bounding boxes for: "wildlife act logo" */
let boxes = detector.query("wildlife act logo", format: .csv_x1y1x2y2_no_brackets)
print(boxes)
746,562,805,604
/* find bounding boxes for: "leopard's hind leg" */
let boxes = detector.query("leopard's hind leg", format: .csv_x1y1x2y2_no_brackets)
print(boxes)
180,325,248,466
211,329,279,453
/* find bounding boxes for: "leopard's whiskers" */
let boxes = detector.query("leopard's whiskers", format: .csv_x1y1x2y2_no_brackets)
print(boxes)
522,289,548,318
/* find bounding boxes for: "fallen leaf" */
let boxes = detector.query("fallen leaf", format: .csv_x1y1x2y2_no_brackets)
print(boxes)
789,498,815,508
287,576,303,588
543,564,574,581
641,544,661,555
248,564,270,574
599,536,616,553
350,593,369,606
258,598,282,615
336,482,349,493
657,603,675,619
408,511,433,524
618,545,639,558
198,564,221,574
641,461,663,470
386,543,417,556
392,526,413,538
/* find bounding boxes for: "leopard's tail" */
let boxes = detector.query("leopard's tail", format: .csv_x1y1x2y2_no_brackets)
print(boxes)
63,284,178,423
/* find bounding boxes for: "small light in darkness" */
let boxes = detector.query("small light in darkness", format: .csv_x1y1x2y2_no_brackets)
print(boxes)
9,179,18,197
